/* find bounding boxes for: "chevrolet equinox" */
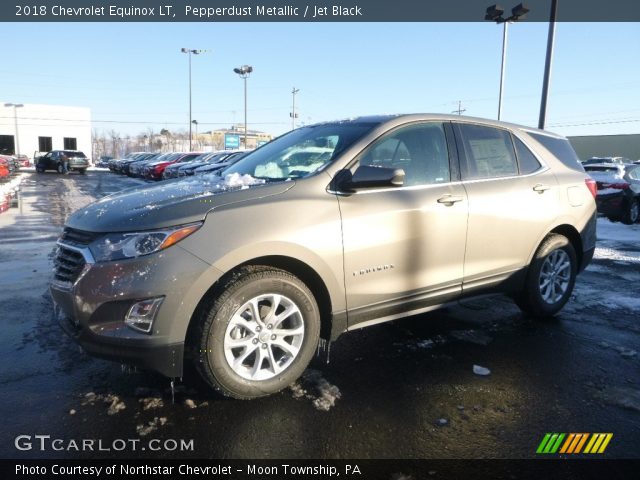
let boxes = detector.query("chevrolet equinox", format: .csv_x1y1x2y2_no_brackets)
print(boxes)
51,115,597,398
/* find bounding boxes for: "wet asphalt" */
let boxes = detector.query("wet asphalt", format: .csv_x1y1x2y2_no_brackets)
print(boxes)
0,171,638,460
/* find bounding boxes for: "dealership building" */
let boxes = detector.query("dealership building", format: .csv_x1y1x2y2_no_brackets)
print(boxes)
0,102,92,160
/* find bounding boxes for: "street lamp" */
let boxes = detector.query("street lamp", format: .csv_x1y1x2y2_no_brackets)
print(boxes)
485,4,530,120
233,65,253,148
4,103,24,156
181,48,208,151
192,120,198,149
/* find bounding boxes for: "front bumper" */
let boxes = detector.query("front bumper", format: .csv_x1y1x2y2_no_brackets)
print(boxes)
50,242,214,378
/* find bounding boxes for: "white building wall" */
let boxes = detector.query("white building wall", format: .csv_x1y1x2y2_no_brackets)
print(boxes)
0,102,91,161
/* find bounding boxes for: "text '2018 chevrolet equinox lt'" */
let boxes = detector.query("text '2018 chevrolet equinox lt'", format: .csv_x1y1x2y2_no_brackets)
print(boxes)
51,115,597,399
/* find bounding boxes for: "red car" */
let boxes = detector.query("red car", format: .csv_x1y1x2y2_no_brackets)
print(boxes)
0,157,11,178
15,154,30,167
142,152,202,180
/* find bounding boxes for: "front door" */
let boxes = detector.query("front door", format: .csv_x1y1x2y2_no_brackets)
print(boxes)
337,122,468,329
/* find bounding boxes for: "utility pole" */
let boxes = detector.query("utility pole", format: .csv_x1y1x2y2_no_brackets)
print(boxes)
452,101,466,115
538,0,558,130
290,87,300,130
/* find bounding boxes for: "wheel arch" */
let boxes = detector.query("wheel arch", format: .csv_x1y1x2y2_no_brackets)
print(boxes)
548,224,584,272
185,255,337,358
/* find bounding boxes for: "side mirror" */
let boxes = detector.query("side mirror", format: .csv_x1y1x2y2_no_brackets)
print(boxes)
335,165,405,192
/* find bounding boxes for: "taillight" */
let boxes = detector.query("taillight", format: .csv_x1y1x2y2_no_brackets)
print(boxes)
585,178,597,199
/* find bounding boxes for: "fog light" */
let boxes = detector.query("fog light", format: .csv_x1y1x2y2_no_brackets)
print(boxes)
125,297,164,334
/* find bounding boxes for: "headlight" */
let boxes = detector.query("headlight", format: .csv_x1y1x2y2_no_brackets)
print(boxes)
89,222,202,262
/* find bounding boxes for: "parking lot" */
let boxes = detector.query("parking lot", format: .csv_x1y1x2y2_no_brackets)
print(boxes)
0,170,639,460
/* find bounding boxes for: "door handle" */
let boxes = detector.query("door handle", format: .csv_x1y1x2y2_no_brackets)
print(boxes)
437,195,464,205
533,184,550,193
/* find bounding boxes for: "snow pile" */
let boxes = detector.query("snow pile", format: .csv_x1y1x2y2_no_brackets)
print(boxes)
0,173,28,213
289,369,342,412
80,392,126,415
223,172,265,189
136,417,168,437
473,365,491,376
139,397,163,410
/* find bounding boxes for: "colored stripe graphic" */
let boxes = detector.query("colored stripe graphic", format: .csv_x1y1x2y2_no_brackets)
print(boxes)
538,433,613,454
536,433,565,454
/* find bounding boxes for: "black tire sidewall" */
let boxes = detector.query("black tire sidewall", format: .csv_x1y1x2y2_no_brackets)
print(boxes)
624,199,639,224
199,270,320,398
57,163,64,174
522,234,577,317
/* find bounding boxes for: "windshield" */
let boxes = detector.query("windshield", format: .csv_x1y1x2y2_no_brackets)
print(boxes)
221,123,376,180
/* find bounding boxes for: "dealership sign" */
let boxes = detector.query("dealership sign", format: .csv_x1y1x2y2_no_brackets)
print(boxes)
224,134,240,149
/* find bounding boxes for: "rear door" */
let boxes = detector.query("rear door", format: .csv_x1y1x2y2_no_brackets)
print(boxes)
453,123,560,292
338,121,468,328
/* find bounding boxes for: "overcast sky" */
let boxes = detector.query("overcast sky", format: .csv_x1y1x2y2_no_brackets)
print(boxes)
1,21,638,138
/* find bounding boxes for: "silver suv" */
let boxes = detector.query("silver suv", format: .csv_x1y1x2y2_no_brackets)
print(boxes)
51,115,597,399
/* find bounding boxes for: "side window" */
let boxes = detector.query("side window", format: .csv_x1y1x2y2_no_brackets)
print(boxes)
513,136,542,175
356,123,450,186
457,124,518,180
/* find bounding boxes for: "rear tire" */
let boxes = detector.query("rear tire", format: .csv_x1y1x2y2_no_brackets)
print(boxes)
622,199,639,225
56,163,64,174
193,266,320,399
515,234,577,318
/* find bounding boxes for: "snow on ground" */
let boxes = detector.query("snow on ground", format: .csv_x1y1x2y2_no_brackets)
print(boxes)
290,369,342,411
596,217,640,244
0,173,28,198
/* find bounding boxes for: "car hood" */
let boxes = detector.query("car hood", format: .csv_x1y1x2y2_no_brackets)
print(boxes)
66,174,295,233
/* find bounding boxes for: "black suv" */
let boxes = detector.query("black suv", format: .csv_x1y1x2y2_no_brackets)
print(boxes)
36,150,89,174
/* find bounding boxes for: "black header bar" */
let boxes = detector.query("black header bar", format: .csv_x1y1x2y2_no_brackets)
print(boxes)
4,0,640,22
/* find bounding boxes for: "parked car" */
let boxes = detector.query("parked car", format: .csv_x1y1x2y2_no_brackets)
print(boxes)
143,152,201,180
108,152,147,172
192,151,249,175
582,156,630,166
14,154,30,167
52,114,596,399
36,150,89,174
584,163,640,224
119,153,160,175
0,157,10,178
129,152,178,178
162,152,219,179
176,152,233,177
96,156,113,168
0,155,16,175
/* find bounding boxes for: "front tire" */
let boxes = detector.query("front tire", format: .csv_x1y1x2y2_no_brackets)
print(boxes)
515,234,577,318
193,266,320,399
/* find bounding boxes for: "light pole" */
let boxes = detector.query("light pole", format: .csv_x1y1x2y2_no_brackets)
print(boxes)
233,65,253,148
485,4,530,120
538,0,558,130
181,48,207,151
4,103,24,156
290,87,300,130
192,120,198,149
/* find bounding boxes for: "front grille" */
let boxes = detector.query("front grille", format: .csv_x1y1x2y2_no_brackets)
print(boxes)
53,245,86,283
60,227,100,247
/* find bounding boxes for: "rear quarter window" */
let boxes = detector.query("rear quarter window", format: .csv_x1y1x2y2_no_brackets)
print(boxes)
528,133,584,172
457,124,518,180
